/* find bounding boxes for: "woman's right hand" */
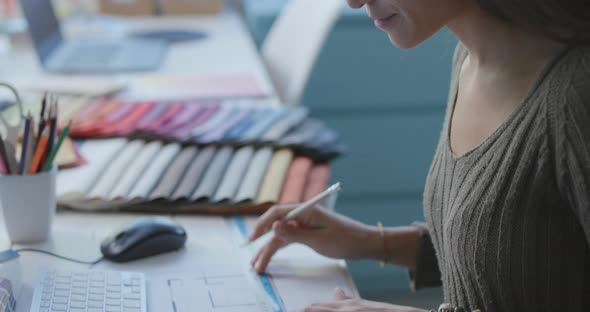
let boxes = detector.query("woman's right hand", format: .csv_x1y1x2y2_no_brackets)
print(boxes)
249,205,380,273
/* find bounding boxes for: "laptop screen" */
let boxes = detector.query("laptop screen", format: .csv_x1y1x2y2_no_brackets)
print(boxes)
19,0,63,63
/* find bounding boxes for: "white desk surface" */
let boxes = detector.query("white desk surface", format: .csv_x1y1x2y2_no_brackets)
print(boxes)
0,7,275,100
0,211,358,312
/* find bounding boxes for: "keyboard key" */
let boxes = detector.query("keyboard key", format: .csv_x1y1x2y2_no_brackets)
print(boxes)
124,299,140,308
69,301,86,309
106,306,121,312
73,281,88,288
55,285,70,291
90,281,105,288
90,272,105,281
89,294,105,302
72,287,88,295
53,290,69,297
52,296,68,304
108,276,122,286
123,293,141,300
88,301,104,308
56,277,70,284
51,303,68,311
70,294,87,302
124,308,141,312
41,300,51,308
70,309,86,312
106,299,121,306
106,292,121,299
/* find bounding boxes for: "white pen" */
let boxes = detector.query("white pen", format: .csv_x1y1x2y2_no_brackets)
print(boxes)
241,182,342,247
283,182,342,221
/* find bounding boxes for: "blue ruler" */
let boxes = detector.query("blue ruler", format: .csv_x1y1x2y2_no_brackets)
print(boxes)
232,216,284,312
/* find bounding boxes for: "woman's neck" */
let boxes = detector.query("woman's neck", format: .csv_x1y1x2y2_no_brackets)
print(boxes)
447,4,564,71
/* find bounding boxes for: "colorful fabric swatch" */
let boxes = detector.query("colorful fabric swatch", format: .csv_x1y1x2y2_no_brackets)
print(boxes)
58,96,342,160
279,157,314,204
256,148,294,204
56,140,333,214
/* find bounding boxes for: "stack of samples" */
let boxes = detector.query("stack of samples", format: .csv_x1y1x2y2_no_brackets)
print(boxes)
46,97,344,213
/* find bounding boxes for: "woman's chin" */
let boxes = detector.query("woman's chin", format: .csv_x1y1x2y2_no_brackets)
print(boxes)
386,33,421,50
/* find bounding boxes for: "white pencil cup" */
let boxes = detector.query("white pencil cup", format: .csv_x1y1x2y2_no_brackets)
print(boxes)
0,168,57,243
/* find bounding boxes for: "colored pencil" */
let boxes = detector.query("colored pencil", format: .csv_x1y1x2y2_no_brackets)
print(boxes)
45,102,58,167
36,93,47,146
43,120,72,172
29,127,49,174
22,116,36,174
0,136,12,175
0,148,6,175
17,113,32,174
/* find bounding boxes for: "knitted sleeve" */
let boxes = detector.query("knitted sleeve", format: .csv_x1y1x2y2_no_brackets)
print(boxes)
408,222,442,290
550,46,590,247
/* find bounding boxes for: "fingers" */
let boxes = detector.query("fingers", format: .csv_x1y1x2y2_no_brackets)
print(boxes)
333,288,352,300
251,235,285,273
273,221,318,245
249,204,297,242
299,302,344,312
299,305,335,312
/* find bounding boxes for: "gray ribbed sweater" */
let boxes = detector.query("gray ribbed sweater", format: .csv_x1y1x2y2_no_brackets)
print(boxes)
412,43,590,311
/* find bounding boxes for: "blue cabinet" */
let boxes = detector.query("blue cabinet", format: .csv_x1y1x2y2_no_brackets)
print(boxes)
242,0,456,297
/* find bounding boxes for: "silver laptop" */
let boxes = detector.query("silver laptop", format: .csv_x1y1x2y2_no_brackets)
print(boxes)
20,0,167,74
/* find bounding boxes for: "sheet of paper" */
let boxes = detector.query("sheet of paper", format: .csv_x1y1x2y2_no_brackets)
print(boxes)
241,218,359,311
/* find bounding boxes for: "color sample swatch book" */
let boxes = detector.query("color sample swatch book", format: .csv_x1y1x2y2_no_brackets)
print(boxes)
57,139,332,213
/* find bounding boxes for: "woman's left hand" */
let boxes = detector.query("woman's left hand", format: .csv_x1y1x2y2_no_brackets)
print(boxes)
296,288,428,312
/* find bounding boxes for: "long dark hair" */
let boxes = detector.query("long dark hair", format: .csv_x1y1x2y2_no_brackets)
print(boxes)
477,0,590,44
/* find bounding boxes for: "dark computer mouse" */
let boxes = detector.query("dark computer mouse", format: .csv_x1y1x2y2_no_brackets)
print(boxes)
100,217,187,263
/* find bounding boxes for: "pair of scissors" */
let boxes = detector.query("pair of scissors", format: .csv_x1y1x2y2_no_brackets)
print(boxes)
0,82,24,173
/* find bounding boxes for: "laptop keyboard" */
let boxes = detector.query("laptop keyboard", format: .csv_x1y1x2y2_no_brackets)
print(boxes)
30,269,147,312
65,44,120,65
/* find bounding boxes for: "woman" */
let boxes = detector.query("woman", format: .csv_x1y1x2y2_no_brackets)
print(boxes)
248,0,590,311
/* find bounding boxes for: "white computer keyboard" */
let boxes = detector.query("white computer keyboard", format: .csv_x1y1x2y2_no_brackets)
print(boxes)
30,269,147,312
